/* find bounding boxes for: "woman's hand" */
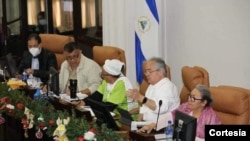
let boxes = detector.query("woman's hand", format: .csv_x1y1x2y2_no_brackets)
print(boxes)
66,87,70,96
58,98,70,105
137,123,156,134
71,100,86,107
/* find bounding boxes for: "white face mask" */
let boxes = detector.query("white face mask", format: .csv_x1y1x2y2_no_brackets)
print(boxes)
39,19,47,25
29,47,41,57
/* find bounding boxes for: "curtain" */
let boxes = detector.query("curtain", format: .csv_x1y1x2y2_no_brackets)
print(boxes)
52,0,62,27
27,0,41,25
103,0,167,87
27,0,96,32
81,0,96,28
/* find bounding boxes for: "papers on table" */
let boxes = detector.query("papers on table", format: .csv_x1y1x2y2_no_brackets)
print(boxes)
79,106,95,117
27,77,42,89
131,121,153,131
60,93,88,102
78,106,116,117
154,134,167,140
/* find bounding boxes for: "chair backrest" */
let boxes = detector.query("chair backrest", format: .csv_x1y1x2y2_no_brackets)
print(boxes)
39,34,75,70
139,64,171,96
39,35,126,73
210,86,249,124
93,45,126,75
217,85,250,124
179,66,210,103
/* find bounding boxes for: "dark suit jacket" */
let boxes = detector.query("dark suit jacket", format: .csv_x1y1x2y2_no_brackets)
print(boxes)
17,48,58,84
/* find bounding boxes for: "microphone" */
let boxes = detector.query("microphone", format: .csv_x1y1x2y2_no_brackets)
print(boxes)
49,66,58,76
47,66,57,97
154,100,162,132
3,66,7,82
48,66,60,96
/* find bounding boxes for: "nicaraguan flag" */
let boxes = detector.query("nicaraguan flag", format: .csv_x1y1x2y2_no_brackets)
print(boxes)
135,0,159,84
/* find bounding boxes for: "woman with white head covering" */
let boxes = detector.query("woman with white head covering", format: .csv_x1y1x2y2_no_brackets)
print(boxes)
98,59,139,119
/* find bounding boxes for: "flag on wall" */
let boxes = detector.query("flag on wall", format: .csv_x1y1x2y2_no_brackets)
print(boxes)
135,0,159,84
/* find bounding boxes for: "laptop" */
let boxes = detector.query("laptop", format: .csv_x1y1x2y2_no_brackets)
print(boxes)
84,91,117,111
85,91,103,102
117,107,134,126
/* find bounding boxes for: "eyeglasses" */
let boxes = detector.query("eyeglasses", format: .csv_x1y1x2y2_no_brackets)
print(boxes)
144,69,159,75
188,94,203,102
65,53,80,61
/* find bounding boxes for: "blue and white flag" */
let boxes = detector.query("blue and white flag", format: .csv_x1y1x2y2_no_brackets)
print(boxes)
135,0,159,84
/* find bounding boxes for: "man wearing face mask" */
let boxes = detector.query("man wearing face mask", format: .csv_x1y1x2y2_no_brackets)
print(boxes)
16,33,58,84
37,11,47,33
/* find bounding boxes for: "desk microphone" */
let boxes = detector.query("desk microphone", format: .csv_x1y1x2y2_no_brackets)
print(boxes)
47,67,57,97
154,100,162,132
49,66,58,76
3,66,7,82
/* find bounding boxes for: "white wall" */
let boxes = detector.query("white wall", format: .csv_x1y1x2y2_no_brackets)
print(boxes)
166,0,250,90
103,0,250,91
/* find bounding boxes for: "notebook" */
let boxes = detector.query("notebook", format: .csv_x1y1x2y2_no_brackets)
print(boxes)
117,107,134,126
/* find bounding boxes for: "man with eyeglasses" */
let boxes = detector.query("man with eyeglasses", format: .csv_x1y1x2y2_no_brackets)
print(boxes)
127,57,180,123
59,41,102,95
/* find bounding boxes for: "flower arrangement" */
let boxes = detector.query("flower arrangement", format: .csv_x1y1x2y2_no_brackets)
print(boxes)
0,82,126,141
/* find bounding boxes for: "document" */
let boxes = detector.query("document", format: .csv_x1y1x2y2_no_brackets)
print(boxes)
60,93,88,102
131,121,153,131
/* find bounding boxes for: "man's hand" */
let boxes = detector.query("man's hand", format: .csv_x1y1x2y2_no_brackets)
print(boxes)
15,74,22,80
127,89,144,102
137,122,156,134
26,68,34,75
71,100,85,107
80,89,91,95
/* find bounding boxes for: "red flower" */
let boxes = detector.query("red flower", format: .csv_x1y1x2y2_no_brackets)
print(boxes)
16,101,25,110
8,109,14,115
77,136,84,141
21,117,27,123
0,97,11,105
23,123,29,129
89,128,95,133
48,119,54,126
39,123,46,130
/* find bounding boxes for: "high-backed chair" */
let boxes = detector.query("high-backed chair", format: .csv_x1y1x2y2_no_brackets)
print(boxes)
210,86,249,124
139,64,171,96
39,34,75,70
216,85,250,124
93,45,126,75
179,66,210,103
39,34,126,74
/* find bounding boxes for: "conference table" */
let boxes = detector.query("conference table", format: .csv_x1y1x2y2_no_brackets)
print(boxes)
129,129,168,141
0,85,165,141
129,130,156,141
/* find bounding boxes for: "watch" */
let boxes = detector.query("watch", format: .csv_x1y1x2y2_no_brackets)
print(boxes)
142,97,148,104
